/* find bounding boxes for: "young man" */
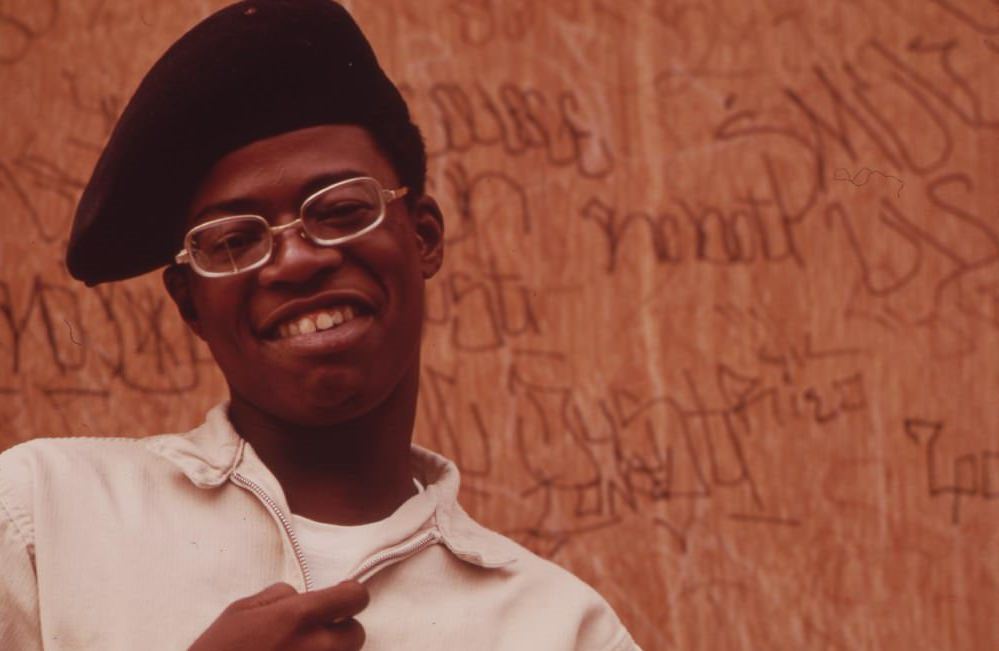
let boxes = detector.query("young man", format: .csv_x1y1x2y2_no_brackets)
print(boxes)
0,1,639,649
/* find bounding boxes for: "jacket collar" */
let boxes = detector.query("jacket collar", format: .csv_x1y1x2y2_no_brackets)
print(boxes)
144,403,516,569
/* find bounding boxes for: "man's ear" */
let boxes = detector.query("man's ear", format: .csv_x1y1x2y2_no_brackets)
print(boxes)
163,264,204,338
410,195,445,278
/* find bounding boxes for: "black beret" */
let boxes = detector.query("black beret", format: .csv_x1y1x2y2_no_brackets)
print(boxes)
68,0,412,285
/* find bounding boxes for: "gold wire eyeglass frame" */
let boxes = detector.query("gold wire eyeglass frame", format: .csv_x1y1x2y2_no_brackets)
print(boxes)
173,176,409,278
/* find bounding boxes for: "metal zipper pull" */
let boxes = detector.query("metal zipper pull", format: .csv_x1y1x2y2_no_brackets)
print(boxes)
345,529,442,583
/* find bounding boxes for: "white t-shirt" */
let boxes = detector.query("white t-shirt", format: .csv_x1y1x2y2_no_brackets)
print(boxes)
290,478,431,588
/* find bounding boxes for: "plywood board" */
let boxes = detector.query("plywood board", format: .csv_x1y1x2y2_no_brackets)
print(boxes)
3,1,999,648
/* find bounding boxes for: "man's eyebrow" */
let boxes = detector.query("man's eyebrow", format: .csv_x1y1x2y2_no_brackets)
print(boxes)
299,169,371,198
191,198,261,224
190,169,372,224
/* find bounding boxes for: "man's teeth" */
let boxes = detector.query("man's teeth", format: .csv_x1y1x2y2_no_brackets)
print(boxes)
277,306,356,339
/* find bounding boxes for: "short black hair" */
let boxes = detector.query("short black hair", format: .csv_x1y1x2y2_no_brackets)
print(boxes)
368,117,427,207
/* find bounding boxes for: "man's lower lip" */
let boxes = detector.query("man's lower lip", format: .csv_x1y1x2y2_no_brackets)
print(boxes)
265,315,372,353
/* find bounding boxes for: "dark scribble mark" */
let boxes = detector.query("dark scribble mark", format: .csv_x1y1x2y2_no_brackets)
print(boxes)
834,167,905,198
1,274,206,395
652,517,689,554
930,0,999,35
0,0,59,66
506,518,621,559
0,136,88,243
40,386,109,398
63,318,82,346
424,81,614,179
904,418,999,524
63,69,122,136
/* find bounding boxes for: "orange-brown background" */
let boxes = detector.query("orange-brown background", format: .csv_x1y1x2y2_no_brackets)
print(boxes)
4,1,999,649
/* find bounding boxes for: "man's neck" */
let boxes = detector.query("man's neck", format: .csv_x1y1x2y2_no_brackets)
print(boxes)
227,368,420,526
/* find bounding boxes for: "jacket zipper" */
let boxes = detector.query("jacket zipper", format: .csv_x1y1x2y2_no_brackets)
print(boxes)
231,472,314,591
345,528,441,583
232,472,441,587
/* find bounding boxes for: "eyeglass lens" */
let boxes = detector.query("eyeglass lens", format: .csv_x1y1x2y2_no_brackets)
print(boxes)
187,178,384,275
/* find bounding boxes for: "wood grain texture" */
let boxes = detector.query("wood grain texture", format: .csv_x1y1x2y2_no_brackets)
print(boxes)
3,0,999,648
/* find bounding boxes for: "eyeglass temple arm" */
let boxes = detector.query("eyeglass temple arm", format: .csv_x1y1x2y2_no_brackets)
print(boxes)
384,187,409,202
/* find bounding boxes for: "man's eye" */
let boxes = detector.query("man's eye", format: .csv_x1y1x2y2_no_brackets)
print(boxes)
211,231,258,253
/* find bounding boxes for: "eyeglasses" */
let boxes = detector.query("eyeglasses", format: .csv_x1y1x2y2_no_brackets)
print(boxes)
174,176,409,278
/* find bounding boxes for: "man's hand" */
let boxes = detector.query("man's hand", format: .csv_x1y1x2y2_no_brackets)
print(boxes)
188,581,369,651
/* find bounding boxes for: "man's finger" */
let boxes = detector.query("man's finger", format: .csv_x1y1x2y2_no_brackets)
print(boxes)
321,618,366,650
230,582,298,611
292,580,370,625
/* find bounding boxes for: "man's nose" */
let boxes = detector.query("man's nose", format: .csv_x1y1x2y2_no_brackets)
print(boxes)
257,221,345,286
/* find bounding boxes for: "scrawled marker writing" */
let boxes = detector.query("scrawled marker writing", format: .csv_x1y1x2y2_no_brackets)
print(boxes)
833,168,905,198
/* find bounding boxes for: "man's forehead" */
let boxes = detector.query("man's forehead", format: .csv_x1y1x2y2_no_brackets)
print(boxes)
187,125,399,219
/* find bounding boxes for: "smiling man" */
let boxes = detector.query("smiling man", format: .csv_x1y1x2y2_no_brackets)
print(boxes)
0,1,639,650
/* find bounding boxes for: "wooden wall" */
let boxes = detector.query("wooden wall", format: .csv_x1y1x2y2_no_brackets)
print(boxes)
3,1,999,648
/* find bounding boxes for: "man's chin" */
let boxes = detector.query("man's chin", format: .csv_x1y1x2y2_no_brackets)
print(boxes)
268,388,371,430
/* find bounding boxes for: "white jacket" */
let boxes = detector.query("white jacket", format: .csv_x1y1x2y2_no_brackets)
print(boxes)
0,405,639,650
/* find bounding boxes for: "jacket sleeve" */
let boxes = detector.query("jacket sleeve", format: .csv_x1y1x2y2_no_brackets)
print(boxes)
603,629,643,651
584,613,643,651
0,468,43,651
570,582,643,651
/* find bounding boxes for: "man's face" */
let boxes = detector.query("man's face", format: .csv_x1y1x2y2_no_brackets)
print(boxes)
166,124,443,427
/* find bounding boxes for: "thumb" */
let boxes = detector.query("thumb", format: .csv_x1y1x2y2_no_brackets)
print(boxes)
230,582,298,611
